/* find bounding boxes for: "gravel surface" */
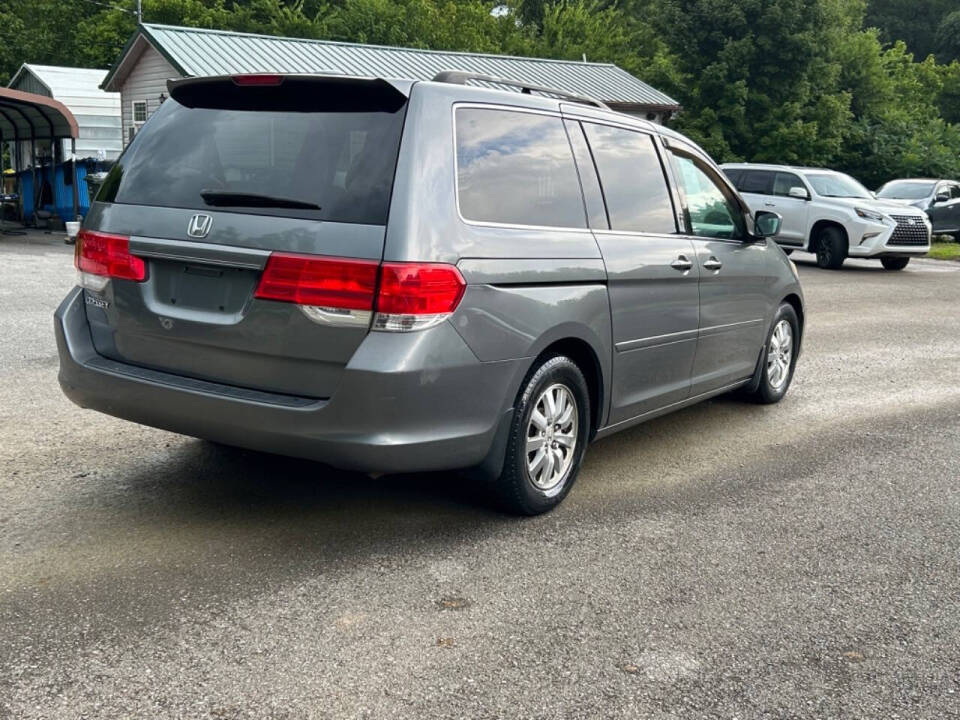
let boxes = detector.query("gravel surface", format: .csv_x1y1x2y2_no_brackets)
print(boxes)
1,234,959,719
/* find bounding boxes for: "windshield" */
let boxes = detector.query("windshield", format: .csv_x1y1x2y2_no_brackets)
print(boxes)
804,172,872,200
877,180,936,200
97,91,407,224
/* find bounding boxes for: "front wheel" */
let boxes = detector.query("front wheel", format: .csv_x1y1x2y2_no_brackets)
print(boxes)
742,303,800,404
881,257,910,271
815,226,847,269
495,355,590,515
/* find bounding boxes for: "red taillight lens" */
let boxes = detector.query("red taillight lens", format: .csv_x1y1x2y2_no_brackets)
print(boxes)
254,253,379,309
75,229,146,281
376,262,466,315
232,74,284,86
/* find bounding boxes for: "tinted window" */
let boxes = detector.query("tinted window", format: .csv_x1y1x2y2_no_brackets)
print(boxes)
952,184,960,199
773,172,805,197
723,168,743,186
738,170,775,195
583,123,675,233
565,121,609,229
99,93,406,224
671,153,744,240
455,108,586,228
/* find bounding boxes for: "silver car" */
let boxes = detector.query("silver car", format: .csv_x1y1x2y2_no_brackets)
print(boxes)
56,72,804,514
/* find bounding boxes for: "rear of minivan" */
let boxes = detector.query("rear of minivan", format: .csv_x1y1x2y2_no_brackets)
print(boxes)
56,75,521,474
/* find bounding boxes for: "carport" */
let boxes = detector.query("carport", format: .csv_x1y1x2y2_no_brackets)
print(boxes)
0,86,80,228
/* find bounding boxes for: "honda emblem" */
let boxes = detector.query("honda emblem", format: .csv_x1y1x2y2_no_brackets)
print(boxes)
187,213,213,238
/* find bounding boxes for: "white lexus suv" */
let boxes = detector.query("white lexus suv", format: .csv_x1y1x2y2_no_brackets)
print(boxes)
722,163,931,270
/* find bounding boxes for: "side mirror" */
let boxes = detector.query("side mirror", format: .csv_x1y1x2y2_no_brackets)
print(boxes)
788,186,809,200
936,190,950,203
754,210,782,238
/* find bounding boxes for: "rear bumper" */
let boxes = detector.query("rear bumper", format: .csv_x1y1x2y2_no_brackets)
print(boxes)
56,287,520,474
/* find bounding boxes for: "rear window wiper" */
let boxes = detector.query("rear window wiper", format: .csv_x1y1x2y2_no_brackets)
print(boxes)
200,190,321,210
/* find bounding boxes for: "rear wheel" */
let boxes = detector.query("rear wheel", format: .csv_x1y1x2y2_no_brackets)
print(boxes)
881,256,910,271
815,226,847,269
742,303,800,404
496,355,590,515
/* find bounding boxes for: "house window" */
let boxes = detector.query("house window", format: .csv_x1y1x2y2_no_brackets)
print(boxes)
132,101,147,124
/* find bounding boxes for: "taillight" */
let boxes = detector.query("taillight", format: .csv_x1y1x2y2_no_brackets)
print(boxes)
373,262,466,332
254,253,378,309
254,254,466,332
232,74,284,86
75,229,146,282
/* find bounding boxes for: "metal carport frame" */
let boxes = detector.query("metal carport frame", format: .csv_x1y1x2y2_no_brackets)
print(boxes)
0,87,81,227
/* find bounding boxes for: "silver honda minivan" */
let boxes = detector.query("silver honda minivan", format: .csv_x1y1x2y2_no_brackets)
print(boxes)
56,72,804,514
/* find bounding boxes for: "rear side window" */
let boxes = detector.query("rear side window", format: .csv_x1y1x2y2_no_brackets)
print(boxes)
723,168,743,186
455,108,586,229
738,170,775,195
583,123,675,234
99,86,406,224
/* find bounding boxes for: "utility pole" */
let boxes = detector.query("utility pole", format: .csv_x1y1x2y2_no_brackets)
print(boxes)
136,0,142,24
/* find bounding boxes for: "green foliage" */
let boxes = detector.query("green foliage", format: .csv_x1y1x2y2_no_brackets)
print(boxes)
2,0,960,185
865,0,957,62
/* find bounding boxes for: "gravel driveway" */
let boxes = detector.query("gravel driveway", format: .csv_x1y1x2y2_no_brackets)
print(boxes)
2,235,959,719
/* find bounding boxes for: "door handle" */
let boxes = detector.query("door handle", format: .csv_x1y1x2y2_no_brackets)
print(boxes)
671,255,693,272
703,257,723,271
764,201,776,207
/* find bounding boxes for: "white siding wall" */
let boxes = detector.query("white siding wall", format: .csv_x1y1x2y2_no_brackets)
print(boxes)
8,65,123,162
119,43,180,147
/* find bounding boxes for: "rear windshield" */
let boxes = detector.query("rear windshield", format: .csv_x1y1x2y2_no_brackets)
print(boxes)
98,84,407,224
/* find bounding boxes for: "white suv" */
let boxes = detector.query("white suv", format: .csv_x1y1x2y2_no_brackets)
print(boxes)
722,164,931,270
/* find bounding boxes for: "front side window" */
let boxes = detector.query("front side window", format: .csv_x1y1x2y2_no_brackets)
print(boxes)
455,108,586,229
582,123,675,234
773,172,806,198
951,184,960,199
671,153,745,240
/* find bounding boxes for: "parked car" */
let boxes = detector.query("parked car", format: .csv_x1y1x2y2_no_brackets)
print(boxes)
876,178,960,240
722,163,931,270
56,72,804,515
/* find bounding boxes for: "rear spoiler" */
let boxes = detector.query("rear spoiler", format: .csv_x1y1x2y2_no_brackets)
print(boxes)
167,74,412,112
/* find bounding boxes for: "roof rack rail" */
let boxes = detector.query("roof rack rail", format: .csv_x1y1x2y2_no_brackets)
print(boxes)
431,70,610,110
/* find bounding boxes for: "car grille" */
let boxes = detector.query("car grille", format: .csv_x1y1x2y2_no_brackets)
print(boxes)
888,215,930,246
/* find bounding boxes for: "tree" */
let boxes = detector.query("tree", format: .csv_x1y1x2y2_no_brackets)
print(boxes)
934,10,960,65
865,0,956,62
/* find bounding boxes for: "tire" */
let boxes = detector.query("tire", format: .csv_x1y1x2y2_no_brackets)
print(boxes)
742,303,800,404
881,256,910,271
814,226,847,269
495,355,590,515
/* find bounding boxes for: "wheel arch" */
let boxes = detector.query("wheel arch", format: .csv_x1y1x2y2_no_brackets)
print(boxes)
809,219,849,250
530,337,605,440
782,292,804,336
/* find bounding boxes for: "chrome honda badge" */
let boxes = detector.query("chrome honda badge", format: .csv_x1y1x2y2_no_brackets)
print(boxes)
187,213,213,238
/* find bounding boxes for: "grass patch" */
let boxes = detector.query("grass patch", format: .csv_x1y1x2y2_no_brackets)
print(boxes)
929,242,960,261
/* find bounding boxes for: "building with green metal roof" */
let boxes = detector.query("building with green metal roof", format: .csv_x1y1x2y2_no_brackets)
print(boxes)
102,23,680,147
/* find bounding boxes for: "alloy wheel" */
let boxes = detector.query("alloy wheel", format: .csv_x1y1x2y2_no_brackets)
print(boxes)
766,319,793,390
525,383,578,492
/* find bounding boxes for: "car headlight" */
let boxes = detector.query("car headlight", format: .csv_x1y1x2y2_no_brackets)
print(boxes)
855,207,886,223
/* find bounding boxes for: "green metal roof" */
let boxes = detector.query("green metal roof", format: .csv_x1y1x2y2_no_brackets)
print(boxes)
102,23,679,110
